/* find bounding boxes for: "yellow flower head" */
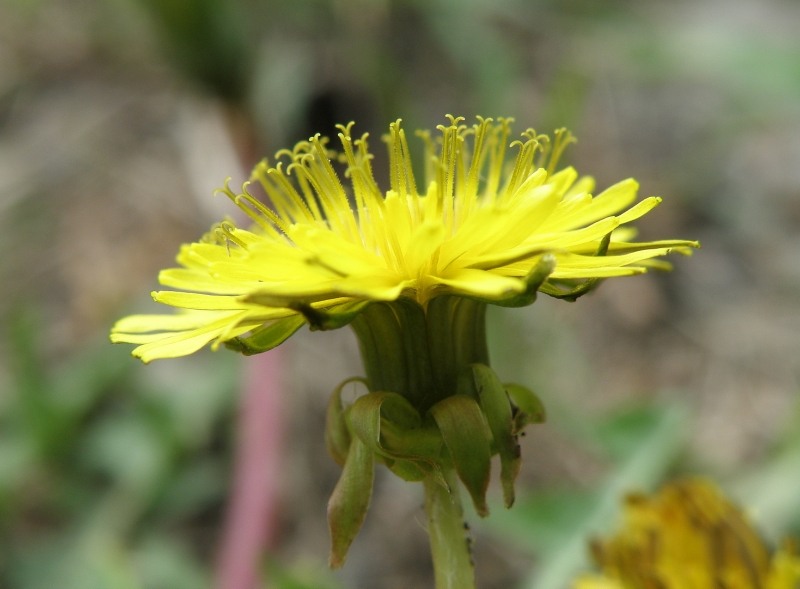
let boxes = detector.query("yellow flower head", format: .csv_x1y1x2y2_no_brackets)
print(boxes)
111,115,698,362
574,479,800,589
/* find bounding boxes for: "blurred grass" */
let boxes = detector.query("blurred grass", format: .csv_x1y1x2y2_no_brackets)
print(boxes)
491,403,689,589
1,310,239,589
1,0,799,587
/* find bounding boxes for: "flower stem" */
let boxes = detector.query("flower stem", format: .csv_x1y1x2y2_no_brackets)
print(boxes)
423,468,475,589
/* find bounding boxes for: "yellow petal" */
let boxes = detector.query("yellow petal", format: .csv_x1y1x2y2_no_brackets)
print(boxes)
112,116,697,361
435,269,525,298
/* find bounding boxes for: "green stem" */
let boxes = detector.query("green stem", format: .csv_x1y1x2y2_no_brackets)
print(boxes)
423,468,475,589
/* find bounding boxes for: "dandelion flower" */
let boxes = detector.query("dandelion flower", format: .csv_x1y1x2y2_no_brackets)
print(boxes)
111,115,697,363
574,479,800,589
111,115,700,584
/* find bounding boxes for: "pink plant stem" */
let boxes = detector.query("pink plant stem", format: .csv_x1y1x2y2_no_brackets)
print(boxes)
215,348,285,589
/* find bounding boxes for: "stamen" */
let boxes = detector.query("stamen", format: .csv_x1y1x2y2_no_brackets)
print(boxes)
464,117,491,200
355,133,378,189
545,128,576,176
415,128,436,192
337,125,388,256
393,122,419,199
336,125,382,214
286,157,324,221
435,115,465,230
458,117,493,224
215,180,285,238
238,184,291,237
218,220,248,249
251,160,316,225
308,134,360,241
502,135,540,202
483,118,513,203
289,153,350,236
386,121,403,197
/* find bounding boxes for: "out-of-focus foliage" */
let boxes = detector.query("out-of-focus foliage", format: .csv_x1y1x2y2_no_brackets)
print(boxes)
136,0,253,103
488,403,688,589
1,312,235,589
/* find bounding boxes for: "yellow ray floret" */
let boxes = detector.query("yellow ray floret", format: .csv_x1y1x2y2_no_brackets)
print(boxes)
111,115,698,362
573,479,800,589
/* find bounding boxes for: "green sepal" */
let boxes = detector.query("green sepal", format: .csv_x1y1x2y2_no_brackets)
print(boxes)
346,392,442,482
490,254,556,308
426,296,489,406
538,233,611,302
225,315,305,355
348,391,420,446
350,304,416,404
325,378,366,466
539,279,603,302
379,417,444,482
297,301,372,331
429,395,493,517
468,364,521,508
327,437,374,569
384,457,430,482
505,383,547,433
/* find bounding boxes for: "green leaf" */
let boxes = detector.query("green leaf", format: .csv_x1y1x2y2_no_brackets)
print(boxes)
226,315,305,355
429,395,493,517
469,364,521,508
327,438,374,569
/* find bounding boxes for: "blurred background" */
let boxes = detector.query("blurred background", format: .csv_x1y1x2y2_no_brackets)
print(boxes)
1,0,799,588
